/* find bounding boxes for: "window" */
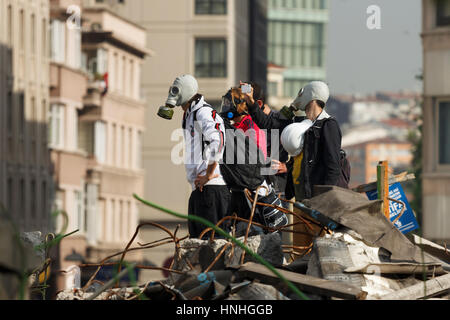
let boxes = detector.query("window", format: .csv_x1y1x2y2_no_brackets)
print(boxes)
31,97,37,159
268,81,278,98
48,104,65,148
7,91,12,136
128,128,133,168
42,19,47,58
42,181,47,219
129,59,135,99
439,101,450,164
31,14,36,54
283,79,308,98
19,93,25,138
74,190,85,233
71,28,82,69
123,56,127,96
51,20,66,63
195,0,227,15
19,179,25,220
268,21,325,69
7,178,13,214
19,10,24,51
95,121,107,164
7,5,12,45
136,131,142,169
120,126,125,167
84,48,108,76
195,39,227,78
41,100,48,164
112,123,117,165
31,180,36,218
436,0,450,26
114,52,119,91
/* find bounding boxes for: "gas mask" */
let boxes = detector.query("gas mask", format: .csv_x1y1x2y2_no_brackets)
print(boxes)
219,89,247,120
291,81,330,112
157,74,199,120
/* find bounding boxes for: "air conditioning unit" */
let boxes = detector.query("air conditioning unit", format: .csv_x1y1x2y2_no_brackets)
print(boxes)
91,23,103,32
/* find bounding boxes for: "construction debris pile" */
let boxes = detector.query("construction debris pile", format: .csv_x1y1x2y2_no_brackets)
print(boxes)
52,186,450,301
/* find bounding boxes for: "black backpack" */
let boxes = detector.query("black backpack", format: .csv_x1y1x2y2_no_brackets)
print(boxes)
193,108,266,191
312,117,351,189
194,108,289,231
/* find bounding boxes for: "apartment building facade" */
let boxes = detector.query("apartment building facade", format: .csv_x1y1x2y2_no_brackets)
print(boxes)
345,138,413,188
421,0,450,242
0,0,52,233
44,1,149,290
267,0,329,108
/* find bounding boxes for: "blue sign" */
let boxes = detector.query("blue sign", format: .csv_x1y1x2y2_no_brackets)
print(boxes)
366,182,419,234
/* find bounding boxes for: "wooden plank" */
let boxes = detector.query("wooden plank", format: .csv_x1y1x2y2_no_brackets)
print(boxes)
377,161,390,219
344,262,446,276
236,262,367,300
352,173,416,193
379,273,450,300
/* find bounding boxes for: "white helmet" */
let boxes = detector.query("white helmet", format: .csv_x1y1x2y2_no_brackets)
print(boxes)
280,119,314,157
166,74,199,107
291,81,330,112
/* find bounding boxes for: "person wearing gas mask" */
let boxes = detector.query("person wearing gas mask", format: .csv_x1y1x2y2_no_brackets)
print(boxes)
242,81,344,247
219,86,288,235
246,81,291,210
158,74,230,239
242,81,343,201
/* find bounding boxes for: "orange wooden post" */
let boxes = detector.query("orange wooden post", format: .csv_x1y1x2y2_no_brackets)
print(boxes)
377,161,390,219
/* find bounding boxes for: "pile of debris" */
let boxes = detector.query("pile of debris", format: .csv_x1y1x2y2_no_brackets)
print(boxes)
57,186,450,300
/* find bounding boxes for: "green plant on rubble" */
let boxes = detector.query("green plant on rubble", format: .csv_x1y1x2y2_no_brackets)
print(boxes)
110,261,148,300
133,194,310,301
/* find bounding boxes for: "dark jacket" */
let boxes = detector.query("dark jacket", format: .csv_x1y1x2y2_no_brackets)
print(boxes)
247,102,342,200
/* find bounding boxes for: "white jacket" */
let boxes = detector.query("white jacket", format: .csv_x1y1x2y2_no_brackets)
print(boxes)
182,96,226,190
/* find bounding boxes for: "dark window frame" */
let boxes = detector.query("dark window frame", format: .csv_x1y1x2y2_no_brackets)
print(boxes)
195,38,227,78
195,0,227,15
436,0,450,26
438,101,450,165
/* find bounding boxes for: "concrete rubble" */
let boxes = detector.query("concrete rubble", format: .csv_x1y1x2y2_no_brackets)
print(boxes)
51,187,450,300
2,186,448,300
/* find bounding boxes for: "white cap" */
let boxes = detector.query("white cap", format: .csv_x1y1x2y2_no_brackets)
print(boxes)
280,119,314,157
291,81,330,112
166,74,199,107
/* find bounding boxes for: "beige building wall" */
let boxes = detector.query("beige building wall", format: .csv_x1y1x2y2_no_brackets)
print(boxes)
421,0,450,242
0,0,52,233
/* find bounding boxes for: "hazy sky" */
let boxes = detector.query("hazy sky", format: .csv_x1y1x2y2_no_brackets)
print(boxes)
326,0,423,95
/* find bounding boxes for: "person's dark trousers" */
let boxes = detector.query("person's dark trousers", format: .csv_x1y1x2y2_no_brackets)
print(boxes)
188,185,231,239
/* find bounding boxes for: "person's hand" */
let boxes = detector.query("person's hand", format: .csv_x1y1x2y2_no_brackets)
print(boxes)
271,160,288,174
195,173,219,192
240,81,255,105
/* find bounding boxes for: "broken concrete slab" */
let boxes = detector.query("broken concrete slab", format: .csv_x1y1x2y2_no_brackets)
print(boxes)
301,186,432,263
172,233,284,277
236,262,367,300
377,273,450,300
56,287,136,300
408,234,450,265
307,231,425,299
